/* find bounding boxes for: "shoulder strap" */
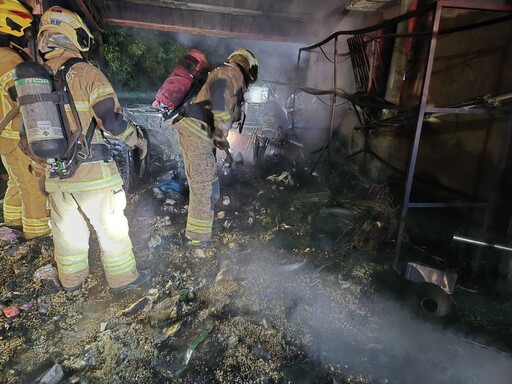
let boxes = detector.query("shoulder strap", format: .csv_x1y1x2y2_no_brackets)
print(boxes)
54,58,96,160
54,58,86,90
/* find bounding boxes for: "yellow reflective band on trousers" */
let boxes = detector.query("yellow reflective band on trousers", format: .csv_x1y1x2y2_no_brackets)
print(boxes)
22,217,51,238
55,252,89,274
3,203,22,223
186,216,213,235
101,249,136,276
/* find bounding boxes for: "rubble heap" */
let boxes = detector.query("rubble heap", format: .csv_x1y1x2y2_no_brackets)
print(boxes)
1,159,511,384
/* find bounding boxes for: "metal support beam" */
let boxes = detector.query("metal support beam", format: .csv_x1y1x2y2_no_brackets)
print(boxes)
75,0,107,71
75,0,105,32
393,1,442,270
393,1,512,270
453,235,512,252
328,36,339,162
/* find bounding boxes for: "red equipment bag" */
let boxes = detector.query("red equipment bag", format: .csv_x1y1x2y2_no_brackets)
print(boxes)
152,49,209,112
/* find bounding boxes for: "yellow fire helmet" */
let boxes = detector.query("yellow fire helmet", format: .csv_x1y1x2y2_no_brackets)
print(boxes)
0,0,33,37
38,6,94,52
227,48,259,84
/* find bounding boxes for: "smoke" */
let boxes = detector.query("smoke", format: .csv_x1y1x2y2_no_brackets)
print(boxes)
167,32,338,154
233,251,512,384
172,33,302,87
114,6,385,151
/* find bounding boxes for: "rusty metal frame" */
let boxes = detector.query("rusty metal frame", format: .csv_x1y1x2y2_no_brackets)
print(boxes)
295,1,512,270
293,2,438,157
393,1,512,270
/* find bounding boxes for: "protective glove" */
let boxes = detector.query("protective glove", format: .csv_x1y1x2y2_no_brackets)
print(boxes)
124,122,148,159
213,137,230,151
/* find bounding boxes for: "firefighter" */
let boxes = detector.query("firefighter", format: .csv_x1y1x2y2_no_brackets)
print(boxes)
159,48,258,246
36,6,150,292
0,0,50,240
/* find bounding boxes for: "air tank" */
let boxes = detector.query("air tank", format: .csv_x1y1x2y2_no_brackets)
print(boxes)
14,61,68,159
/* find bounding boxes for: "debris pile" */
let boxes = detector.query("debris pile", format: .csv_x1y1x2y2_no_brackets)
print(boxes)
1,159,511,384
346,184,398,251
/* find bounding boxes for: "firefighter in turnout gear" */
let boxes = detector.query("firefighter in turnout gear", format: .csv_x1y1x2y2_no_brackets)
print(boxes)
0,0,50,239
159,48,258,245
37,6,150,292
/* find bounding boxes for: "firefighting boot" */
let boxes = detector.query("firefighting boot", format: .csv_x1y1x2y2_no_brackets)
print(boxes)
62,283,82,292
110,269,153,294
184,238,211,248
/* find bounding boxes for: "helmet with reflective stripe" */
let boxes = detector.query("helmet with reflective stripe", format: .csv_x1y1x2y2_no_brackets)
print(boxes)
0,0,33,37
227,48,258,85
38,6,93,52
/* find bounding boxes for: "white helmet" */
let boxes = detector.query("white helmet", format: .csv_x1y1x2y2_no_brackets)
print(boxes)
38,6,94,54
227,48,258,85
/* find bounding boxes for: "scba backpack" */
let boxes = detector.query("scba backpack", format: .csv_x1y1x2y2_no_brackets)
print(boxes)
14,58,111,178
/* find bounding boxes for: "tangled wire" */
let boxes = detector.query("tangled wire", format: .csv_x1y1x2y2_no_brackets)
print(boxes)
336,184,398,251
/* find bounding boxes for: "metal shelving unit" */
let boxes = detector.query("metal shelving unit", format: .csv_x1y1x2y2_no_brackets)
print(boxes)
294,1,512,269
393,1,512,270
293,4,434,164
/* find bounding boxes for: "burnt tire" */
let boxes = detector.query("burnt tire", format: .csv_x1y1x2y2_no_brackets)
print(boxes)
110,140,145,193
409,282,453,318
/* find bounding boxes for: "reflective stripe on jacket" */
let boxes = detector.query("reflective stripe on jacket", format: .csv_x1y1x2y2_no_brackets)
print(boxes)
44,52,124,193
0,47,23,142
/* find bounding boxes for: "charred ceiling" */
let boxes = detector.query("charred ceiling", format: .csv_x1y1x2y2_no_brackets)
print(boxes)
90,0,349,43
49,0,398,43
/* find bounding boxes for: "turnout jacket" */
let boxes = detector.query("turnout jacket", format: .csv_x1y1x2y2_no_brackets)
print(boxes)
43,51,136,193
193,63,247,145
0,47,23,152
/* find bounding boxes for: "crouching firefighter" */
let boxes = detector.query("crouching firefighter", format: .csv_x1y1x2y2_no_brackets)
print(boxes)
15,6,151,292
156,48,258,246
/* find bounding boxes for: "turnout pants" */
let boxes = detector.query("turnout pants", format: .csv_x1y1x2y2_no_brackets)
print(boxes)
174,118,220,242
0,145,50,239
49,185,139,289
